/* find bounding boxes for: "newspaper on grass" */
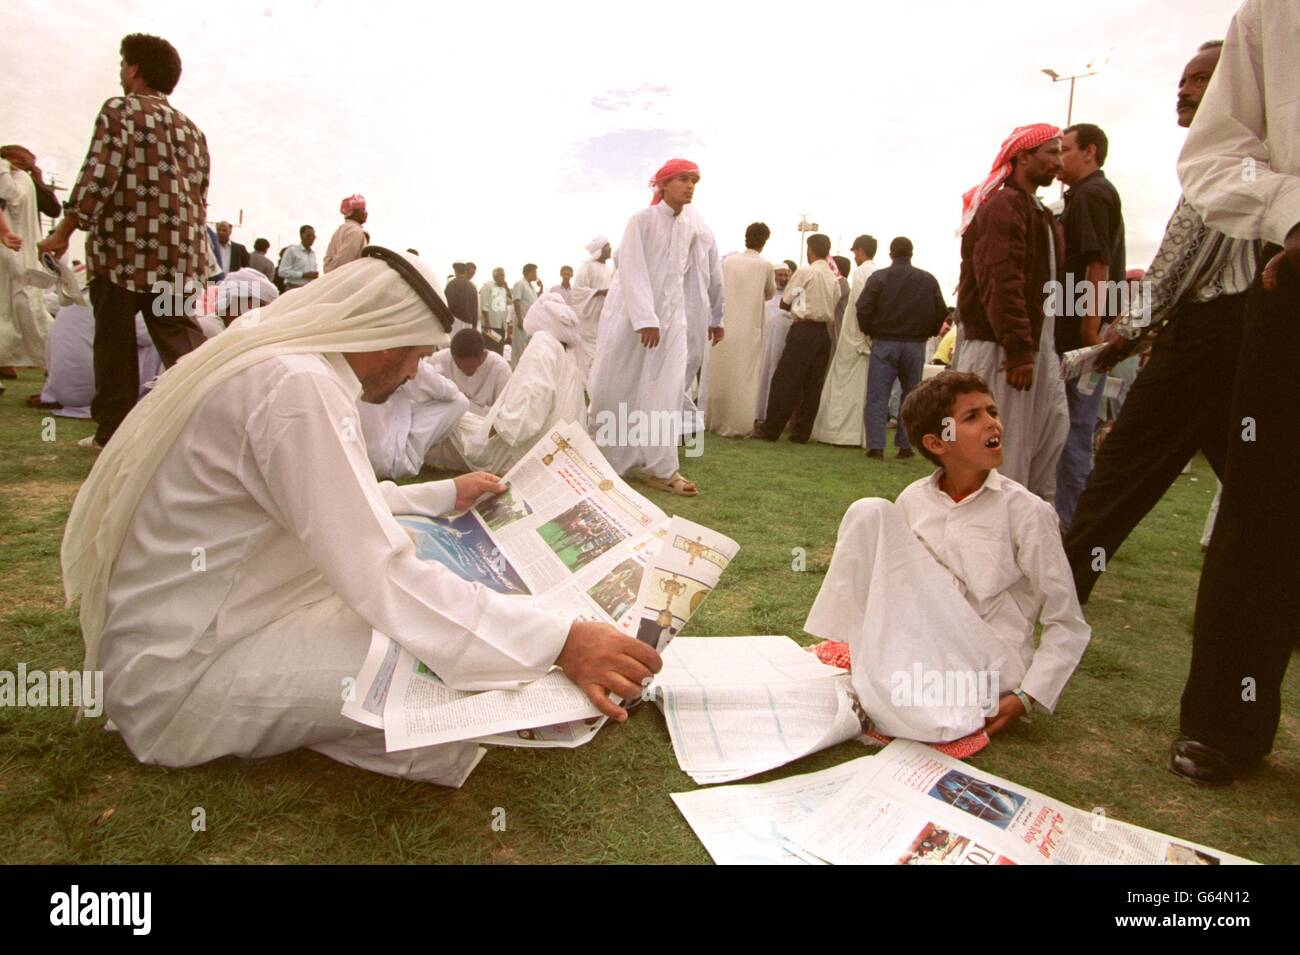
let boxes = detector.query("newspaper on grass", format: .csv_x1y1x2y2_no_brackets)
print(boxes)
341,421,739,752
779,739,1255,865
670,756,871,864
647,636,864,785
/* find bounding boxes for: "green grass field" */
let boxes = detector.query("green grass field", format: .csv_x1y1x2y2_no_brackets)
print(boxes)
1,368,1296,864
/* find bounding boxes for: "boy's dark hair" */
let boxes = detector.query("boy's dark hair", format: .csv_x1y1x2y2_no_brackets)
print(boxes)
744,222,771,250
120,33,183,95
452,262,466,276
851,234,878,258
523,262,537,273
900,371,994,466
299,224,313,237
832,255,851,277
450,328,486,358
806,233,831,259
253,238,269,252
1064,122,1109,167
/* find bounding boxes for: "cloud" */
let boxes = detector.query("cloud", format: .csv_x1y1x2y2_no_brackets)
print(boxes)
561,128,702,193
590,84,673,114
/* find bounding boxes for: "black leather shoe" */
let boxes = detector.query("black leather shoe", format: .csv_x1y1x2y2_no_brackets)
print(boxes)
897,448,915,460
865,449,884,460
1168,736,1235,786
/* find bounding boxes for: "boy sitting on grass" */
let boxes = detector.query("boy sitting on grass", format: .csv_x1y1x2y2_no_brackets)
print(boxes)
804,371,1090,742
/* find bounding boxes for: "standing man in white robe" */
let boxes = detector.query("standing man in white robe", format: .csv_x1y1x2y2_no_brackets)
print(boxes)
0,146,59,374
571,235,613,387
323,194,368,274
462,292,586,475
755,262,793,422
704,223,775,436
812,234,878,446
509,264,542,368
63,247,660,785
681,204,724,433
588,158,700,496
478,268,512,355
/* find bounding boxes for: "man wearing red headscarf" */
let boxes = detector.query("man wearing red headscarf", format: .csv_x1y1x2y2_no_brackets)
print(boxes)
588,159,702,496
954,125,1068,500
324,194,369,274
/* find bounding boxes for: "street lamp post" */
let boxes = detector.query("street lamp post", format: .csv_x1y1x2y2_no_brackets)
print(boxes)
796,213,819,264
1041,54,1109,128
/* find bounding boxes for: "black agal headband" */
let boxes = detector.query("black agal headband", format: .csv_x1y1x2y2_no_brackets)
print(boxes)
360,245,454,333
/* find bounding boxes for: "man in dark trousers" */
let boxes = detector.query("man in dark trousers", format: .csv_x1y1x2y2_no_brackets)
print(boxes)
753,233,840,443
857,236,947,459
39,32,209,449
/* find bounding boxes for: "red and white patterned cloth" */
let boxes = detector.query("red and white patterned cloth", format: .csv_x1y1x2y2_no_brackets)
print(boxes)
958,123,1060,236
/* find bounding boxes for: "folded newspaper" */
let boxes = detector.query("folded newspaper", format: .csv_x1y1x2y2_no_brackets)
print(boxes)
750,740,1255,866
648,636,864,785
343,420,739,752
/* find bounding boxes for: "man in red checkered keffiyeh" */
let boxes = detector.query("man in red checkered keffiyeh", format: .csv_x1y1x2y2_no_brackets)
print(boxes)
959,123,1061,236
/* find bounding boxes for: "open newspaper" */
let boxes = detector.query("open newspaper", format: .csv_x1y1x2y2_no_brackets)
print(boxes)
777,740,1254,865
648,636,864,784
342,421,738,751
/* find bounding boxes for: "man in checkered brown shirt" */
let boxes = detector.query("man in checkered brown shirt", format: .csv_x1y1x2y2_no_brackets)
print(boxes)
40,33,209,448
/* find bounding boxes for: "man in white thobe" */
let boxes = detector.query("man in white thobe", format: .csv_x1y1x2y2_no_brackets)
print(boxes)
0,149,56,371
65,248,659,785
461,293,586,475
811,235,877,446
703,223,775,436
323,194,368,274
429,329,512,415
755,263,793,421
357,359,469,479
681,204,724,432
37,305,161,417
571,235,613,387
509,264,542,368
588,159,700,495
478,268,512,354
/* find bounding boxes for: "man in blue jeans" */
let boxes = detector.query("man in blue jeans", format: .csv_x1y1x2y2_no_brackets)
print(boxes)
856,237,948,459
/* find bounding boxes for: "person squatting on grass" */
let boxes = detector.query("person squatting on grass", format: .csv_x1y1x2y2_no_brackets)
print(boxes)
804,371,1091,742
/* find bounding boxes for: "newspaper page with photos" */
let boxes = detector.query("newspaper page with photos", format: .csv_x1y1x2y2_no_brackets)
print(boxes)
649,636,864,784
671,756,871,864
630,516,739,652
780,739,1255,865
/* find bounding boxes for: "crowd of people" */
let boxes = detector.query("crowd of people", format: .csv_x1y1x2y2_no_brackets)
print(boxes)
1,1,1293,793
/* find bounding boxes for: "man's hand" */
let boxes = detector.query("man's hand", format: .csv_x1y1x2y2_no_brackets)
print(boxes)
639,327,660,348
451,471,506,510
303,270,319,281
555,621,662,721
984,692,1029,736
1094,325,1138,373
37,233,68,258
1261,224,1300,292
708,327,724,346
1003,361,1034,391
1,232,21,252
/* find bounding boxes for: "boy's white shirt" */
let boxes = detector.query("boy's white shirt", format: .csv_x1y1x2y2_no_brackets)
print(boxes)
894,468,1091,712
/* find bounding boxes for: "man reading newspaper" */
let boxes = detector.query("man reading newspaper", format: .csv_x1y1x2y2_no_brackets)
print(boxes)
804,372,1090,742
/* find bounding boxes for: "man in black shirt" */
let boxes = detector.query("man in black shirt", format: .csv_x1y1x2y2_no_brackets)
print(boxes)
1054,123,1125,529
444,261,480,332
856,236,947,459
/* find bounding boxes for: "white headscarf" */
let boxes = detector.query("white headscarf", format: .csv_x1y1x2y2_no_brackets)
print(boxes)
63,250,451,671
214,266,279,315
522,292,581,347
584,235,609,257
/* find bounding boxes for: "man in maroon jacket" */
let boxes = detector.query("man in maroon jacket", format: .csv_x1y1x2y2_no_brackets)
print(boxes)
954,124,1068,500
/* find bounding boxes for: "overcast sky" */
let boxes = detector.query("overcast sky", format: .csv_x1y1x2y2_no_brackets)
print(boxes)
5,0,1243,294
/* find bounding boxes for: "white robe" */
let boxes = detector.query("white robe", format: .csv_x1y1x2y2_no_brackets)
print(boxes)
462,330,586,475
952,322,1068,500
358,360,470,479
509,278,541,369
429,348,511,415
99,352,569,785
571,257,613,388
680,207,723,429
0,159,53,366
755,286,793,420
811,261,876,446
702,251,775,436
804,471,1090,741
39,305,160,417
587,202,691,480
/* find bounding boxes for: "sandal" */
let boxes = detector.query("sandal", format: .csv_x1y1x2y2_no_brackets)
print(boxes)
645,472,698,497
